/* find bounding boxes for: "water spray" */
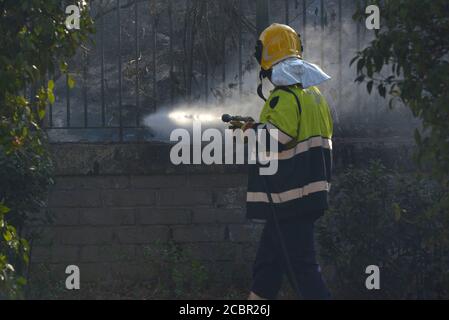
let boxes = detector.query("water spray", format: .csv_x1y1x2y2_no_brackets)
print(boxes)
168,111,221,125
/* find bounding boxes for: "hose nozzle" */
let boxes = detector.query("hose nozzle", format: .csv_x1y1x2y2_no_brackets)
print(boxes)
221,114,254,123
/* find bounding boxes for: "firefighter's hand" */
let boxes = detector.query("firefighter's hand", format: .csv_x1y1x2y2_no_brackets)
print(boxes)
229,120,244,130
229,120,255,131
242,121,255,132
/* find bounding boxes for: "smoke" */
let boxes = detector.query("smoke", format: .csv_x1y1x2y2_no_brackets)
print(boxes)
143,1,419,142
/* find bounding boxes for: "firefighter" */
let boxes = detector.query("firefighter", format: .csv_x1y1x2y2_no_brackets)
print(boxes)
238,23,333,300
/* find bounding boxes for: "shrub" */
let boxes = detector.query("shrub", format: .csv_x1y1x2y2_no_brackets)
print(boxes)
0,139,53,299
143,241,210,299
0,1,93,298
318,161,449,299
352,0,449,213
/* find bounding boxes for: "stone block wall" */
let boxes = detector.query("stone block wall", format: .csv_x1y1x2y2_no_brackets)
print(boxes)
27,139,414,298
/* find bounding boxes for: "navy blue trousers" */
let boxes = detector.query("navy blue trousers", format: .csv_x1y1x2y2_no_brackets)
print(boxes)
251,212,330,300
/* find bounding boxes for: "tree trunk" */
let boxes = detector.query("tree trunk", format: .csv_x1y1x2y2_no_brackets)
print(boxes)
320,0,324,67
221,0,226,98
168,0,174,103
302,0,307,54
238,0,243,98
186,1,197,102
152,8,157,112
338,0,342,109
203,1,209,103
184,0,193,100
135,0,140,125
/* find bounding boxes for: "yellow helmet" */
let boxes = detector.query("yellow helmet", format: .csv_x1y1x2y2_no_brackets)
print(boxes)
255,23,303,71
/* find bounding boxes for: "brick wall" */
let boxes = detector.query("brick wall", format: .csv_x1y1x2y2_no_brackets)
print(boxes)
30,173,253,286
27,139,414,298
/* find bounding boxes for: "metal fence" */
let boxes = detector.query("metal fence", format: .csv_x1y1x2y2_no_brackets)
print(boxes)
44,0,367,142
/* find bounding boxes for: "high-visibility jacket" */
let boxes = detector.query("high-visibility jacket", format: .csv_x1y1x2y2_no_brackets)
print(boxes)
246,84,333,220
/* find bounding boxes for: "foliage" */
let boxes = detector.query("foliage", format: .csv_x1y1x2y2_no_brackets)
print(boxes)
24,263,68,300
0,0,93,298
351,1,449,191
0,141,54,228
0,202,28,299
26,241,251,299
0,141,54,299
341,0,449,300
144,241,209,299
318,161,449,299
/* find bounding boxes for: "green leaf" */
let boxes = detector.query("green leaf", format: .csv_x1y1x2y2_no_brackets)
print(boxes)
0,203,10,215
38,108,46,120
67,75,75,89
48,79,54,90
48,91,55,104
4,230,13,242
16,277,27,286
392,203,402,222
378,84,386,97
21,126,29,138
367,81,374,94
60,61,68,73
17,96,27,107
355,75,365,82
350,56,359,67
357,58,365,72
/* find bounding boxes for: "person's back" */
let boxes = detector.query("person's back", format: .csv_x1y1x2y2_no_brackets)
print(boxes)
245,23,333,300
247,83,333,221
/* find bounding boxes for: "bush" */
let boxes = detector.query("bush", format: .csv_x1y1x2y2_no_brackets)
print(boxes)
0,141,53,230
352,0,449,209
0,1,93,298
143,241,210,299
0,203,27,299
0,137,53,299
318,161,449,299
